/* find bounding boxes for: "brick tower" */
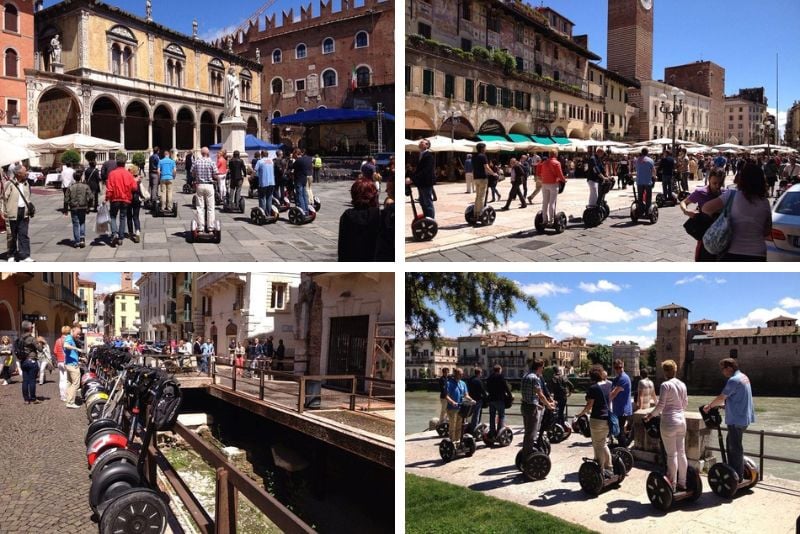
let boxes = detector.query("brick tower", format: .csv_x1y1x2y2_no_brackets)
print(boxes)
121,272,133,291
655,303,689,383
607,0,654,82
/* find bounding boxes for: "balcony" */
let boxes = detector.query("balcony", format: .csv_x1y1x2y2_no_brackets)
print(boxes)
532,109,556,121
182,280,192,294
50,285,82,310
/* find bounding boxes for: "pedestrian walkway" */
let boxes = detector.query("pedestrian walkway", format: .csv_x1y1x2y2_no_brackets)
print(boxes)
0,378,96,533
406,427,800,534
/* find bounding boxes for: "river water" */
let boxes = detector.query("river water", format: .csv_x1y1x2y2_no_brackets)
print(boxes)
405,391,800,482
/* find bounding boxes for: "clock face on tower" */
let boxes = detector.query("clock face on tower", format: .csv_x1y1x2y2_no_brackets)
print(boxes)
640,0,653,9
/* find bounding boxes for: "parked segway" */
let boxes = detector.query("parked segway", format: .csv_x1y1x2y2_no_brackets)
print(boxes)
583,178,613,228
700,407,759,498
407,182,438,242
571,414,592,438
438,399,477,462
535,180,568,234
644,416,703,510
465,185,496,227
630,181,659,224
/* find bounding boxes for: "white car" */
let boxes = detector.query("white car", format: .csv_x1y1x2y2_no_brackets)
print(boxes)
767,183,800,261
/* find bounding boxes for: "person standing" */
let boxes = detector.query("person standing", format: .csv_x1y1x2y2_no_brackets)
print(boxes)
17,321,39,404
464,154,474,194
148,147,160,202
437,367,449,423
644,360,689,491
703,358,755,482
59,161,75,212
63,324,83,408
126,162,143,243
586,148,608,208
84,159,101,212
520,360,555,456
105,154,138,247
292,149,314,214
53,326,69,401
549,366,572,426
466,367,487,434
275,339,285,371
445,368,472,443
228,150,246,208
200,338,213,374
254,151,275,214
485,365,509,436
4,165,34,262
636,368,657,410
158,149,176,212
659,150,676,200
36,336,52,386
192,147,217,231
216,149,228,206
538,149,566,227
184,151,194,188
411,139,435,219
527,152,543,203
64,172,93,248
500,158,527,211
635,148,656,211
312,153,323,183
576,365,614,478
680,169,724,261
608,359,633,447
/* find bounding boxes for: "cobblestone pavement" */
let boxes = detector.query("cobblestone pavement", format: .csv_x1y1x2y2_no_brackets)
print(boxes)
19,180,357,262
0,377,96,533
407,178,702,262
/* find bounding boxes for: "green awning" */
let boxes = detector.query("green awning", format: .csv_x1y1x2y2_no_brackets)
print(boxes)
550,137,572,145
531,136,555,145
477,134,510,142
508,133,534,143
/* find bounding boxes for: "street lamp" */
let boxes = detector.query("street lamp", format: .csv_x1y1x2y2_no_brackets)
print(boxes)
441,109,461,142
759,117,775,155
659,87,685,158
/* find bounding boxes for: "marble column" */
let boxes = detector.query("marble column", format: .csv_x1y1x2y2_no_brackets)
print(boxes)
119,117,125,149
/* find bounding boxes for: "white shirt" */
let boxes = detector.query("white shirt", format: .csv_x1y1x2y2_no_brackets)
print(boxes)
60,166,75,189
650,377,688,427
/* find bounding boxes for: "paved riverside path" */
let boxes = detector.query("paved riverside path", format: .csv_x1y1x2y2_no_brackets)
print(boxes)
0,379,96,533
406,427,800,534
21,180,356,262
406,177,706,261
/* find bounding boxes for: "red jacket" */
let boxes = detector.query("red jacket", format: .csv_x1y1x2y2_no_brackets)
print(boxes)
106,166,137,203
538,157,566,185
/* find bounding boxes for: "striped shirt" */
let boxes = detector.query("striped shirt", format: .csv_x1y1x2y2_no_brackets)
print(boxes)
520,372,542,405
192,156,216,183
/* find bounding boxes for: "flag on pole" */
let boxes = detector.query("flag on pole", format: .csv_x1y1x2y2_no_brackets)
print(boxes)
350,65,357,91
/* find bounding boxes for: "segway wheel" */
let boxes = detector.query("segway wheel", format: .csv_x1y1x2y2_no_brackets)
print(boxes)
583,207,601,229
182,183,192,194
463,435,476,457
171,202,178,217
743,457,759,489
464,205,476,225
212,221,222,244
87,400,107,423
534,212,545,233
313,197,321,212
549,424,567,444
554,212,567,234
655,193,665,208
435,421,449,437
630,203,639,223
472,423,488,442
91,448,139,479
439,439,456,462
89,462,141,512
708,463,738,498
86,419,120,446
536,435,551,456
99,488,167,534
481,206,496,226
646,472,674,511
687,465,703,502
612,447,634,474
497,427,513,447
515,449,525,470
411,217,438,242
600,201,610,220
522,452,551,481
250,207,264,225
649,205,659,224
288,207,301,225
578,461,604,495
612,455,627,484
238,197,245,213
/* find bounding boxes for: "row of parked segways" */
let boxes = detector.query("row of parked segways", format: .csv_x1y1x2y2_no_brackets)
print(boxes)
81,348,182,534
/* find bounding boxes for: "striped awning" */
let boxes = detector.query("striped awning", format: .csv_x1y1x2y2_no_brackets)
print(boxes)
477,134,510,142
550,137,572,145
508,133,534,143
531,136,555,145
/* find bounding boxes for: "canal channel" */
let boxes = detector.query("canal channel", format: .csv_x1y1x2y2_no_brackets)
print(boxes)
405,390,800,482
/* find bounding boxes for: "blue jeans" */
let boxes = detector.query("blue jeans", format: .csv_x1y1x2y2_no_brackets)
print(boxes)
417,186,435,219
109,201,128,239
259,185,275,213
489,400,506,434
198,354,209,373
727,424,747,480
70,210,86,242
468,399,483,433
21,358,38,401
662,174,674,198
294,183,309,213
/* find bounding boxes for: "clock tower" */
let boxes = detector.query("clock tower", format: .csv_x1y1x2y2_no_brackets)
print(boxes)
607,0,654,82
655,303,689,383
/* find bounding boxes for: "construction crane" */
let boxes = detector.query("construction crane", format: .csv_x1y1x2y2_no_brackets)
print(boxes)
233,0,278,38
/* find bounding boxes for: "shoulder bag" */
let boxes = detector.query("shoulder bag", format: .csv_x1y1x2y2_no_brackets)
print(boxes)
702,191,736,255
10,180,35,218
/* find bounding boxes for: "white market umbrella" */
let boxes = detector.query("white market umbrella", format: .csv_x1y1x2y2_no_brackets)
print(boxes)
712,142,746,152
405,139,420,152
0,139,34,167
28,133,122,152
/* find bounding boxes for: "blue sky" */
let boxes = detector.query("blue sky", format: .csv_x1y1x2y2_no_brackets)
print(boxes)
80,272,141,295
537,0,800,137
435,273,800,348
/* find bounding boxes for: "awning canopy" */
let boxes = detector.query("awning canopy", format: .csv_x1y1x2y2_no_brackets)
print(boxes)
477,134,510,143
271,108,395,125
508,133,534,143
550,137,572,145
210,134,282,152
532,136,555,145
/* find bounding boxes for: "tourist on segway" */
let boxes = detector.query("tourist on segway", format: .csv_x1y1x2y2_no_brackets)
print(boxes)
465,143,497,226
643,360,689,494
608,359,633,448
190,147,221,242
702,358,756,485
216,149,228,208
617,157,630,189
412,139,436,221
183,150,194,193
224,150,246,213
586,148,608,212
445,368,473,443
434,367,450,437
465,367,488,439
535,148,568,233
485,364,510,439
155,148,177,216
147,147,160,210
287,148,317,224
631,148,659,224
251,150,279,225
549,366,573,427
521,360,555,456
576,365,616,480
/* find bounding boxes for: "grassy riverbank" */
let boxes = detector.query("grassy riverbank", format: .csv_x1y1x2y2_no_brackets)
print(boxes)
406,474,597,534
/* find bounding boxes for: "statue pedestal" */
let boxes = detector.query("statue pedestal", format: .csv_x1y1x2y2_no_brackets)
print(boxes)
219,117,246,154
51,62,64,74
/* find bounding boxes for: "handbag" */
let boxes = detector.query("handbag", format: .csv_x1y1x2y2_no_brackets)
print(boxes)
608,413,621,437
683,212,713,241
702,191,736,255
10,180,35,218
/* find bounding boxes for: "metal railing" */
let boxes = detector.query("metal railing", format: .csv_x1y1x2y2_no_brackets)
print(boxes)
702,427,800,482
143,422,315,534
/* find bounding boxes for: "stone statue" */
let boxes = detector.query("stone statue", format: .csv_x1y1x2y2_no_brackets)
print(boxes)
225,66,240,118
145,0,152,20
226,35,233,54
192,19,198,39
49,34,61,67
255,47,260,63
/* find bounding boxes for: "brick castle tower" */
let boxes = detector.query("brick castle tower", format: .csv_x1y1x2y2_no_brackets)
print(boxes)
607,0,654,82
655,303,689,383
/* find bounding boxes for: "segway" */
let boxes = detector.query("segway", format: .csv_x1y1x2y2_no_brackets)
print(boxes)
535,180,567,234
578,453,627,495
221,190,246,214
287,201,316,225
189,219,221,243
655,175,686,208
438,400,477,462
700,407,759,499
407,183,438,242
571,414,592,438
152,200,178,218
583,178,612,229
513,409,552,481
250,203,279,225
644,416,703,510
481,424,513,448
434,419,449,437
465,185,496,227
543,401,572,444
630,181,659,224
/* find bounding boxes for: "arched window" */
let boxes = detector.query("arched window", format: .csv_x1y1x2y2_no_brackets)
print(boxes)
356,65,371,88
174,60,183,88
295,108,305,114
4,47,17,77
240,69,252,102
122,46,132,77
4,3,18,33
317,105,327,109
166,58,174,84
111,43,122,75
322,37,334,54
355,31,368,48
272,49,281,64
272,110,281,119
271,77,283,95
322,69,337,88
106,25,138,78
295,43,306,59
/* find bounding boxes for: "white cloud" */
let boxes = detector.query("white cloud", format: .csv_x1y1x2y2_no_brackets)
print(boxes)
603,335,654,348
518,282,571,298
579,280,621,293
675,274,727,286
555,320,591,338
639,307,651,317
639,321,657,332
558,301,639,324
96,283,121,295
199,24,238,43
717,307,798,330
779,297,800,309
500,320,531,336
714,278,727,284
766,107,787,139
